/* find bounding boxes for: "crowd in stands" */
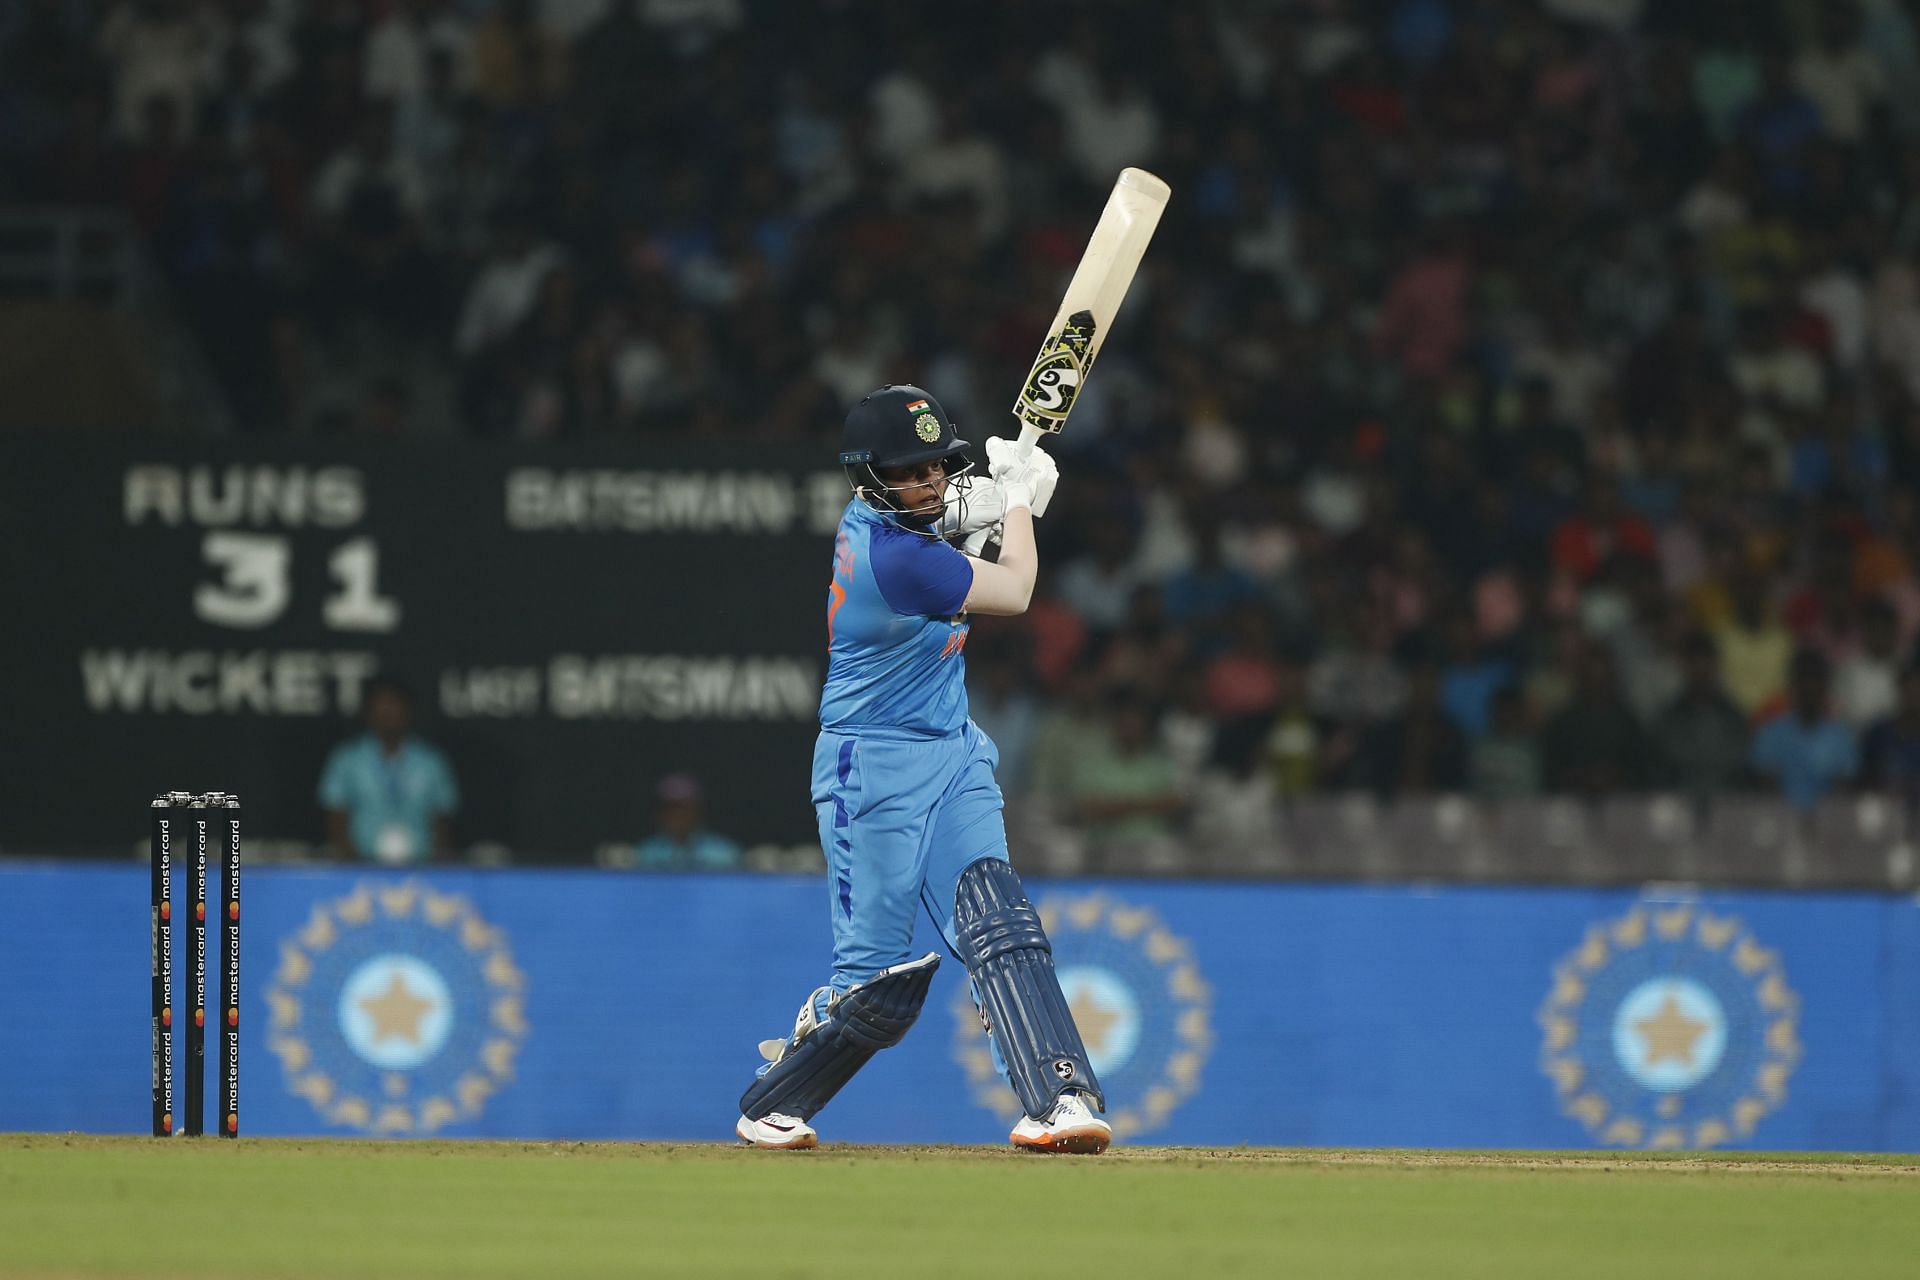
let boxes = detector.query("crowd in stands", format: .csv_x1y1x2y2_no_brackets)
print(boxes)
11,0,1920,848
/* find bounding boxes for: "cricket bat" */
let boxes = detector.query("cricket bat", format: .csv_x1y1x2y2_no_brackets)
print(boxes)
1011,167,1171,458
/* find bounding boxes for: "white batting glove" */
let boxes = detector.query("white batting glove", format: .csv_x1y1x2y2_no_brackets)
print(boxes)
937,474,1007,539
985,436,1059,519
999,476,1037,514
946,480,1021,556
946,479,1028,555
942,441,1062,554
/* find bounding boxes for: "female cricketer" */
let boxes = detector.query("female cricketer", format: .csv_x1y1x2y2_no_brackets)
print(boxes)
734,384,1111,1154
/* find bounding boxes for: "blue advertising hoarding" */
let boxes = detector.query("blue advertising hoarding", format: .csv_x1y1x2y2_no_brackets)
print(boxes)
5,862,1916,1149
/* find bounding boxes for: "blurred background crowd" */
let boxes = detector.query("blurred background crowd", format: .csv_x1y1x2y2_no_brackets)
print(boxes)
8,0,1920,865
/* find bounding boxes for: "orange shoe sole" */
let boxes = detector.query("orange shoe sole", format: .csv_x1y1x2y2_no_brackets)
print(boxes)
1010,1125,1111,1155
756,1136,817,1159
741,1131,818,1150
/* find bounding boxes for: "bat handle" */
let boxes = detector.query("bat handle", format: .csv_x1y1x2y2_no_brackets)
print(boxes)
1014,422,1044,461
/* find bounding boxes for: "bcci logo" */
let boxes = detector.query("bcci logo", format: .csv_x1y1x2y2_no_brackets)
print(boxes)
1538,905,1801,1149
952,893,1211,1139
913,413,942,442
266,880,529,1134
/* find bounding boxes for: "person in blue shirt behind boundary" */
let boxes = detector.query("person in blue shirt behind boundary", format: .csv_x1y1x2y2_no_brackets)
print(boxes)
630,772,743,870
734,384,1113,1154
318,677,459,864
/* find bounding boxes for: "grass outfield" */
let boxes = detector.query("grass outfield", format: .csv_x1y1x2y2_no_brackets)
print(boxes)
1,1137,1915,1279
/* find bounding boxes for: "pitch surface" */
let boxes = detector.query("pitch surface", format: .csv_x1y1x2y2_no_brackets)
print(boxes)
1,1135,1914,1277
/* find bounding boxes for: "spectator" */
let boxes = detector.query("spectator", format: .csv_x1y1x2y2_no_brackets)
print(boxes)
1515,302,1613,430
1652,630,1752,803
1041,54,1162,186
774,75,855,214
629,774,743,871
1730,306,1826,415
1788,392,1889,500
868,53,939,166
1610,573,1688,722
968,647,1041,803
898,103,1011,242
1027,669,1105,812
319,678,459,863
1470,686,1542,802
200,33,279,158
1798,236,1871,372
1159,670,1217,792
1057,516,1146,636
1066,696,1186,850
1781,525,1858,660
455,212,565,359
124,95,194,237
1834,596,1908,725
1751,649,1860,812
1306,598,1408,736
1541,648,1648,796
1550,476,1659,587
1261,661,1322,800
1503,418,1583,546
1373,224,1472,382
307,102,439,335
1162,517,1260,636
1791,1,1886,145
1438,612,1514,739
1737,51,1827,200
1205,605,1285,721
392,45,466,204
1862,665,1920,812
363,0,469,107
1097,585,1189,704
1713,565,1794,716
1349,661,1466,798
468,0,566,109
1020,585,1089,688
98,0,212,138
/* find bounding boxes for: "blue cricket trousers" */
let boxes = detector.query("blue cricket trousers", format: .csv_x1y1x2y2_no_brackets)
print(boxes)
811,719,1010,992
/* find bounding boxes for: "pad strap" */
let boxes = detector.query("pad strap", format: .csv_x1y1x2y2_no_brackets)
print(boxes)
953,858,1104,1118
739,953,939,1121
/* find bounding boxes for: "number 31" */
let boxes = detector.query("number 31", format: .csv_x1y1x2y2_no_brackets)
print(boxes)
195,533,400,632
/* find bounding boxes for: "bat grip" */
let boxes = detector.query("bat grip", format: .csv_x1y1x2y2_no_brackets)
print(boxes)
1014,422,1043,461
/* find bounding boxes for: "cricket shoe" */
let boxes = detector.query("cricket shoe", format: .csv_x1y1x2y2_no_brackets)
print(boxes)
736,1112,818,1150
1009,1091,1111,1155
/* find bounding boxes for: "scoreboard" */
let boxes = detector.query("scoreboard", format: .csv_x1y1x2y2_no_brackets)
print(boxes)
0,435,848,858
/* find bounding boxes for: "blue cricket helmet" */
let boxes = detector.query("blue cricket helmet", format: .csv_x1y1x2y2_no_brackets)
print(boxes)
838,385,978,532
839,385,971,471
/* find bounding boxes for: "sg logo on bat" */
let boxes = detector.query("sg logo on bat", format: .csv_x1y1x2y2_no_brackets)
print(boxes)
1014,310,1098,433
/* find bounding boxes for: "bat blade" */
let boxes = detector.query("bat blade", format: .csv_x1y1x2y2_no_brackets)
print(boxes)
1012,167,1171,445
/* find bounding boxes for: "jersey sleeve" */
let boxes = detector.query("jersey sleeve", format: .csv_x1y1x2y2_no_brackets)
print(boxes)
868,528,973,618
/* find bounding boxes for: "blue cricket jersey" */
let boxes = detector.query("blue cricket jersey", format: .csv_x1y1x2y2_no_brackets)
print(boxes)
818,499,973,736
